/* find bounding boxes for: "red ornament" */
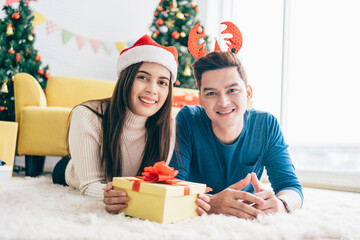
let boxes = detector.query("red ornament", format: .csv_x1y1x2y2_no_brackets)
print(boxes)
191,3,196,8
195,7,199,12
16,53,20,62
0,106,5,111
37,69,44,75
155,30,160,35
154,12,158,17
35,55,41,61
31,29,34,34
12,12,20,20
8,48,15,54
157,6,163,12
175,80,180,86
11,77,14,82
156,19,164,26
44,72,51,79
171,31,180,40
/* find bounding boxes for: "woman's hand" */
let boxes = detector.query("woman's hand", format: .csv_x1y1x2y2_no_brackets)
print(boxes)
196,193,211,215
103,182,130,214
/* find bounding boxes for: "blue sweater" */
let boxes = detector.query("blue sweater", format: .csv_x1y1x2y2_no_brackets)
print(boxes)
170,106,303,200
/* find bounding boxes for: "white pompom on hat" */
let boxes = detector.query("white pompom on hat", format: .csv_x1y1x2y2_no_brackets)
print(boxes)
117,35,178,83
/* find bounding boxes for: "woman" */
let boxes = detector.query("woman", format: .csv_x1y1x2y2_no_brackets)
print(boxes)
52,35,210,215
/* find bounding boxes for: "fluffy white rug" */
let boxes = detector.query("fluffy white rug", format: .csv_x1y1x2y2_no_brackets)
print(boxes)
1,176,360,240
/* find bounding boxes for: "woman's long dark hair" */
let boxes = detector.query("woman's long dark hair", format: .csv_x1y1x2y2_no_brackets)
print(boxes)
67,62,173,181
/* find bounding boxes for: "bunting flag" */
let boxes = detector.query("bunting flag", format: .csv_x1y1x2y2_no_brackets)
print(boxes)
75,35,88,50
33,11,47,27
5,0,21,5
29,10,134,54
62,29,74,44
90,39,101,53
115,42,126,53
46,21,60,35
102,42,113,55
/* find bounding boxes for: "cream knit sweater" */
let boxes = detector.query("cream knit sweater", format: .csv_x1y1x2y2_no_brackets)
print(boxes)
65,102,176,199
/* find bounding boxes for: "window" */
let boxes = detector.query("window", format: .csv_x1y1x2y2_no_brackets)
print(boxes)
233,0,360,190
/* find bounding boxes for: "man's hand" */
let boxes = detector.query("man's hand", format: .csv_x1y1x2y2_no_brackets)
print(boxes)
103,182,130,214
250,173,287,214
206,174,266,219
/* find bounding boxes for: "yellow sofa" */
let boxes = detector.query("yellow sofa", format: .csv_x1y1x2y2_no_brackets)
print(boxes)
14,73,199,176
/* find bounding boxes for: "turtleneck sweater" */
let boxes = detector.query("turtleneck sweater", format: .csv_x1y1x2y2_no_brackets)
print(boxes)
65,102,175,199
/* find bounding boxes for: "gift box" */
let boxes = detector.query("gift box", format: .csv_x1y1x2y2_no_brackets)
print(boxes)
112,162,206,224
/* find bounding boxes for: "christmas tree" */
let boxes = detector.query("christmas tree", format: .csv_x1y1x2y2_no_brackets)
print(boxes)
0,0,50,121
150,0,207,89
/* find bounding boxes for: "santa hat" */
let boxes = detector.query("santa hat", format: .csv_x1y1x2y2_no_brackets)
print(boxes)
117,35,178,82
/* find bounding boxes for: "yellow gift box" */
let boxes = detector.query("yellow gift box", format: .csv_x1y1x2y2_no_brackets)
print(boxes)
113,177,206,224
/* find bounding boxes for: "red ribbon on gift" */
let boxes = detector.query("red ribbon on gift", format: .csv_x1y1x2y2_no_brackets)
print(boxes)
129,161,190,195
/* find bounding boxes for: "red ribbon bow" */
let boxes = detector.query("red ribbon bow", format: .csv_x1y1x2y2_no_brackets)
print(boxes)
139,161,182,184
130,161,190,195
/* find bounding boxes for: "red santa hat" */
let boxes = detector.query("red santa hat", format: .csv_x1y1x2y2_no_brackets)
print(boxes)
117,35,178,82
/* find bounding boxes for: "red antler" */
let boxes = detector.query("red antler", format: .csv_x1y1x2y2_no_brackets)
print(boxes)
220,21,243,54
188,23,208,59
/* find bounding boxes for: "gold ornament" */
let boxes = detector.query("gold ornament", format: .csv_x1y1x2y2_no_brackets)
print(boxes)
6,24,14,36
183,65,191,76
180,32,186,38
152,33,158,38
165,19,175,28
28,35,34,41
1,80,9,93
176,12,185,20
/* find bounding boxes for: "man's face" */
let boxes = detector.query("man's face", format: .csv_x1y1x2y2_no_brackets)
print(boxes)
199,67,252,132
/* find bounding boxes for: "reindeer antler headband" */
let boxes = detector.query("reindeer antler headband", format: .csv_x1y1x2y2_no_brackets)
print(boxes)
188,21,243,59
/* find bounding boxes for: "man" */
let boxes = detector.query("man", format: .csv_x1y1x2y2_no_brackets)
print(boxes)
170,51,303,219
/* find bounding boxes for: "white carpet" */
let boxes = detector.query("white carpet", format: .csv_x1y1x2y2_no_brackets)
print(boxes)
1,176,360,240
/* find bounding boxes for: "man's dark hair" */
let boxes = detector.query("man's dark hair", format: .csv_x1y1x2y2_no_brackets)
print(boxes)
192,51,248,90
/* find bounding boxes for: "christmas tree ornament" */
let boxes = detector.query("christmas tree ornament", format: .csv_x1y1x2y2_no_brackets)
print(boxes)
1,81,9,93
11,77,14,82
44,73,51,79
156,18,164,26
170,0,177,9
191,2,197,8
159,25,168,33
35,54,41,61
152,33,158,38
171,31,180,40
175,80,181,86
154,12,158,17
165,19,175,28
195,7,199,12
6,24,14,36
180,32,186,38
31,29,34,34
12,12,20,20
155,30,160,35
0,106,5,111
179,46,187,52
176,12,185,20
16,53,20,62
28,35,34,41
157,6,164,12
183,64,191,76
37,69,44,75
8,47,15,54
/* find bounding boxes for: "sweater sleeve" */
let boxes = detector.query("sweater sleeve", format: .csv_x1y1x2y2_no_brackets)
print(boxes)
67,105,106,199
263,114,303,201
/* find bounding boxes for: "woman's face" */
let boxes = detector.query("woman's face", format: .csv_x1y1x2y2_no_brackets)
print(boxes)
129,62,171,117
